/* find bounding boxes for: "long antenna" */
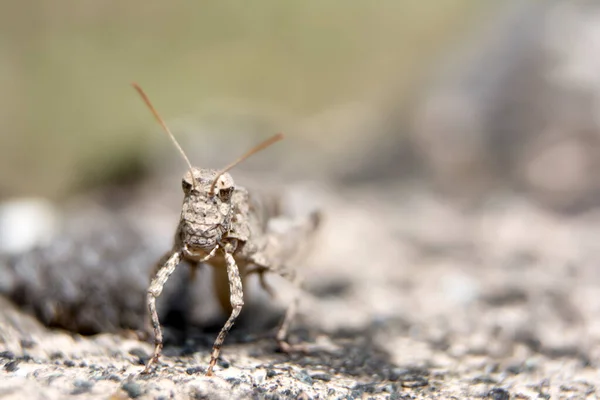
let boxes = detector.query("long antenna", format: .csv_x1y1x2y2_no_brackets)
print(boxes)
210,133,284,195
132,82,196,188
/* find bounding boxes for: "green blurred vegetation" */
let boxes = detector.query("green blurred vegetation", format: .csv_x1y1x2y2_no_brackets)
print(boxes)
0,0,492,198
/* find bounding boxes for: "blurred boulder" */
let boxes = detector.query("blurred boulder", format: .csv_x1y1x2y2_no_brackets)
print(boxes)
407,0,600,212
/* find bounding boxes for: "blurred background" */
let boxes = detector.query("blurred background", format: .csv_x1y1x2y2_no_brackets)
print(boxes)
2,3,600,397
3,0,594,212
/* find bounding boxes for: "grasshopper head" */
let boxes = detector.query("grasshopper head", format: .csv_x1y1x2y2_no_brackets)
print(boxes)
178,167,235,252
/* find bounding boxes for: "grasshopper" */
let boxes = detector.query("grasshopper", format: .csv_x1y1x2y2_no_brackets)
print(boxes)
132,83,319,376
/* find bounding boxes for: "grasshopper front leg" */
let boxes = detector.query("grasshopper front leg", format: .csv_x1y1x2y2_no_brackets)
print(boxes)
143,246,218,375
206,246,244,376
143,249,182,374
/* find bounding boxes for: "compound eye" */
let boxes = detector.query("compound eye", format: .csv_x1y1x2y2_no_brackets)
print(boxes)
182,179,192,193
218,186,234,202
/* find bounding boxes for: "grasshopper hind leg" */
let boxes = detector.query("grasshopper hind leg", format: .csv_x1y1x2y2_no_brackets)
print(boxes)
272,269,313,354
245,259,306,354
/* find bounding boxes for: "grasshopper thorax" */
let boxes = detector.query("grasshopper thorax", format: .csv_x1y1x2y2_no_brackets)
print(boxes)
178,167,235,253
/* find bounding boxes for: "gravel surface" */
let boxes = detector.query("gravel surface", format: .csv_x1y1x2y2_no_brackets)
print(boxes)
1,182,599,399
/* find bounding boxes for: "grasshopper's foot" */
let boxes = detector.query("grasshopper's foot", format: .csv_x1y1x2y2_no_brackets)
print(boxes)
141,364,155,375
205,359,216,376
141,349,161,375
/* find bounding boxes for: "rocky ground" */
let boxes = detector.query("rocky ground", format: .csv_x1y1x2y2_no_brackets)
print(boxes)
0,175,599,399
4,2,600,399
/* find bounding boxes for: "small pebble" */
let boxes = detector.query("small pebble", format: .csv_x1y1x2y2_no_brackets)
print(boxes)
225,377,242,386
400,379,428,388
389,367,429,387
382,383,397,393
348,390,363,399
292,369,314,386
266,369,278,378
71,380,93,395
353,382,379,393
217,358,230,369
128,348,149,362
64,360,76,368
472,375,497,384
488,388,510,400
389,393,412,400
186,366,204,375
0,351,15,360
19,339,36,349
4,360,19,372
121,382,143,399
506,364,522,375
310,373,332,382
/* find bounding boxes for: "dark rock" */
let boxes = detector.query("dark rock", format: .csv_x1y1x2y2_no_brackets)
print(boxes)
482,288,528,307
71,379,93,395
225,377,242,386
472,375,497,384
487,388,510,400
310,373,331,382
389,367,429,387
4,360,19,372
307,279,352,298
217,357,230,368
292,369,314,386
353,382,380,393
121,381,143,399
186,366,205,375
266,369,278,378
19,339,36,349
128,347,149,365
505,363,522,375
